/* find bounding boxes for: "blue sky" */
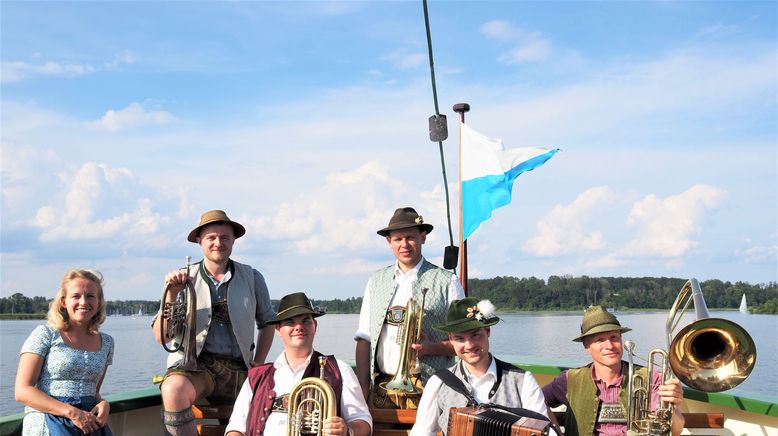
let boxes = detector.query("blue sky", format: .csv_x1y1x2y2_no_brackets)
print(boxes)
1,1,776,302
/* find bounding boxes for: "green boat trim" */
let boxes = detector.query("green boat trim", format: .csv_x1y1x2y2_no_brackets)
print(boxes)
517,362,778,418
2,363,775,435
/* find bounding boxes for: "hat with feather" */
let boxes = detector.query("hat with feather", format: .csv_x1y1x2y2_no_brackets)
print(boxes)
434,297,500,333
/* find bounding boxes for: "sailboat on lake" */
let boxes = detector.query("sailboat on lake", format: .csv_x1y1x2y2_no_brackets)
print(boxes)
739,294,749,314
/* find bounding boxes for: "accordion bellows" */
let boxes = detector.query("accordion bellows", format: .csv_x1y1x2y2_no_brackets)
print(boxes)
447,407,551,436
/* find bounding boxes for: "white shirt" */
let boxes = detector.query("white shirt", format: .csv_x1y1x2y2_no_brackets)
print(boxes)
225,351,372,435
353,257,465,375
410,357,553,436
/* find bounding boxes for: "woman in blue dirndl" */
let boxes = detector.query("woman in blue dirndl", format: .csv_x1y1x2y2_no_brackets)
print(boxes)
15,269,114,436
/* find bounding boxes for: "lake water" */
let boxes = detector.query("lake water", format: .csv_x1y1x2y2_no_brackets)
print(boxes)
1,311,775,415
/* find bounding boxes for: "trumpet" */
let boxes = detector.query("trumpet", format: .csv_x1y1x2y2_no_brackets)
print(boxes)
158,256,198,371
288,356,337,436
625,278,757,436
378,288,427,407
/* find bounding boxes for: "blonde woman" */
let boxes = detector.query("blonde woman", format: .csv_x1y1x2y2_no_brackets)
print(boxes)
15,269,115,435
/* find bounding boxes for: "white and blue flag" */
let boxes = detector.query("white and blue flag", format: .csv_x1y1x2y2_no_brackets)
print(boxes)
461,121,558,241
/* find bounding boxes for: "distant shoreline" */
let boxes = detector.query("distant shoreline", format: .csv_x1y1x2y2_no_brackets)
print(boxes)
0,313,46,320
0,307,757,320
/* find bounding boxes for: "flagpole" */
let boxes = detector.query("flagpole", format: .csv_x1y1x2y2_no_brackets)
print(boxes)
453,102,470,295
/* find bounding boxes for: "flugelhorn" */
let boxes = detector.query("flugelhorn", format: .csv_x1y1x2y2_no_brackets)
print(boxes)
288,356,337,436
378,288,427,407
158,256,198,371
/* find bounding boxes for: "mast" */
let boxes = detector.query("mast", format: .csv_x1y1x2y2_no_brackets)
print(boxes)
453,102,470,295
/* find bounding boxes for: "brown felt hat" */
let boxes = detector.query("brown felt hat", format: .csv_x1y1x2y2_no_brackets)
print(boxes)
573,305,631,342
187,210,246,243
266,292,325,324
377,207,434,237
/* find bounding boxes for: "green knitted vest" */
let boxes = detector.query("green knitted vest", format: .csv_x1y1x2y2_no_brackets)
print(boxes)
566,362,645,436
366,259,454,384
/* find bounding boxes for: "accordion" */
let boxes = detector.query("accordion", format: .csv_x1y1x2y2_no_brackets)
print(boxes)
447,406,551,436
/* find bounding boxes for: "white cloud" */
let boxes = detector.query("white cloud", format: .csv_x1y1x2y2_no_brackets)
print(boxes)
314,258,387,276
104,51,136,69
471,46,776,146
239,160,451,259
481,20,518,41
583,254,628,269
1,141,60,216
480,19,552,64
29,162,163,241
1,60,95,83
85,102,177,132
693,24,742,40
3,51,136,83
381,50,427,70
242,161,406,254
621,184,725,257
523,186,613,256
735,243,777,264
498,39,552,64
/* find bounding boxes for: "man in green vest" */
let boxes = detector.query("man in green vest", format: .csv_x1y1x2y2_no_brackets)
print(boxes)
542,305,685,436
354,207,465,409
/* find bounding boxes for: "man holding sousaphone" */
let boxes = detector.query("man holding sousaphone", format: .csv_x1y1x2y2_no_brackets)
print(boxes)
542,305,686,436
354,207,465,409
226,292,372,436
151,210,276,436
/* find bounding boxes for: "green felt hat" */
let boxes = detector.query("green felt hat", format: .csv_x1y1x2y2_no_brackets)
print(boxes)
572,305,631,342
434,297,500,333
266,292,325,324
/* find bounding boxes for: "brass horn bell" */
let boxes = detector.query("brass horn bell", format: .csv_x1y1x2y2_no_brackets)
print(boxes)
668,317,756,392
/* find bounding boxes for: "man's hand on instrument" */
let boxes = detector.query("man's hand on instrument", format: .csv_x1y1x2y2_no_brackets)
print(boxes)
411,333,434,357
322,416,349,435
658,378,684,406
164,270,190,296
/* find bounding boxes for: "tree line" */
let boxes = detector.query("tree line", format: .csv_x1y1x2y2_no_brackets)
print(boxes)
467,276,777,313
2,276,776,317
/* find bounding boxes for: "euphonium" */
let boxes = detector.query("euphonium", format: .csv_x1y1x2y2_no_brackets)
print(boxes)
378,288,427,406
288,356,337,436
625,278,757,436
158,256,198,371
624,341,673,436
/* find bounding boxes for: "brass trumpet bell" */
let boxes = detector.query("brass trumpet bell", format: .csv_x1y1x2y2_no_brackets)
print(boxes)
669,317,756,392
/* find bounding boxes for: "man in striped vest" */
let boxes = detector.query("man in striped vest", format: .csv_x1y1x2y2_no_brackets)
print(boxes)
354,207,465,409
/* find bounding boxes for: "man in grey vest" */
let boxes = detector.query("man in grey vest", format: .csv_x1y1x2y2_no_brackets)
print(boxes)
541,306,685,436
411,297,553,435
151,210,276,436
354,207,464,409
